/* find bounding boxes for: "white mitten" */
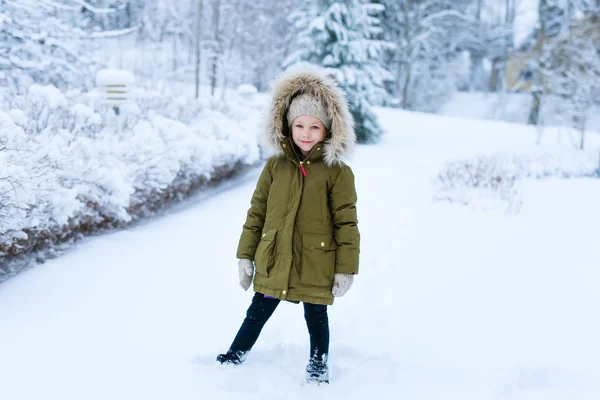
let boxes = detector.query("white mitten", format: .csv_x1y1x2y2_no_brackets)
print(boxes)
238,259,254,291
331,273,354,297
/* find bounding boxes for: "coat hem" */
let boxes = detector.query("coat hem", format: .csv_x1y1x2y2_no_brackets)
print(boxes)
254,283,334,306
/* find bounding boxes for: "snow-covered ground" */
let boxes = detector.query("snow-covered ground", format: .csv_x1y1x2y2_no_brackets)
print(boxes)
439,91,600,132
1,108,599,399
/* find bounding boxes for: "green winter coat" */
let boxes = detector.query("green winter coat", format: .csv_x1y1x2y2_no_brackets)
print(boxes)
236,66,360,305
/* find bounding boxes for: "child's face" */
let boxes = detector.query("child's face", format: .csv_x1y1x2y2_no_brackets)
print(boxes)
291,115,327,158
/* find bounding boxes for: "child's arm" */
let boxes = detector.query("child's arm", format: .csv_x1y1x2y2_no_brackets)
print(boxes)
236,158,274,260
329,165,360,275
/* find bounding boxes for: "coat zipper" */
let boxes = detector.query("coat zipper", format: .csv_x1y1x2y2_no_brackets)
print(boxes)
297,144,320,177
299,161,307,177
290,140,321,177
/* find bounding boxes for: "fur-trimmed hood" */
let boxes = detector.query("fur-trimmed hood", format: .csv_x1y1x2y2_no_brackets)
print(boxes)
265,64,355,166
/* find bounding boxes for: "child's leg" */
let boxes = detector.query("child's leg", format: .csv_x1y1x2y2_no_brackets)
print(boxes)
303,302,330,362
303,302,330,381
225,292,280,359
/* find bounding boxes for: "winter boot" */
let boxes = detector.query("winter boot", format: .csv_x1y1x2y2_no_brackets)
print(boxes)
216,350,246,365
305,358,329,384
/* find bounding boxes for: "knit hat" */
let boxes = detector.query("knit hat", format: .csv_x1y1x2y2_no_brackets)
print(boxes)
287,93,330,128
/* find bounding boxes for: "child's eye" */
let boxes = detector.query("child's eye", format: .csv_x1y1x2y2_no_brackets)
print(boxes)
311,126,319,129
295,124,303,128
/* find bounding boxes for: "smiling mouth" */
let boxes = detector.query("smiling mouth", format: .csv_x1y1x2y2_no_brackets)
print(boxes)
300,140,312,144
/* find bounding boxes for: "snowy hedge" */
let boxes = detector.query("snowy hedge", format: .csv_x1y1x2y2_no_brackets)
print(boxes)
434,151,600,213
0,85,265,279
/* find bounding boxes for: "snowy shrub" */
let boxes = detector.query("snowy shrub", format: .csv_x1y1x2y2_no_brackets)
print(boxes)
127,90,208,124
0,112,60,244
0,85,265,280
434,151,600,213
434,154,524,213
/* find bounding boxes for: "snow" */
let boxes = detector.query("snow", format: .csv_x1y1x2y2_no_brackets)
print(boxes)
439,91,600,133
96,69,136,87
29,83,67,109
1,108,599,399
237,84,258,95
8,108,28,126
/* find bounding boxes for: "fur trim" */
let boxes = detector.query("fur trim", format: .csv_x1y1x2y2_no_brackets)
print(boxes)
265,63,355,166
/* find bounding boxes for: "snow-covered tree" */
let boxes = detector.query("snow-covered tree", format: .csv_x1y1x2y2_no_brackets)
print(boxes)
489,0,517,91
526,0,600,137
0,1,100,90
537,7,600,148
0,0,150,91
285,0,394,143
462,0,516,92
61,0,148,31
222,0,295,91
378,0,472,111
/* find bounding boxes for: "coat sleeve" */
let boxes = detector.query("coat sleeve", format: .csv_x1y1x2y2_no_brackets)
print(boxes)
236,158,273,260
329,165,360,274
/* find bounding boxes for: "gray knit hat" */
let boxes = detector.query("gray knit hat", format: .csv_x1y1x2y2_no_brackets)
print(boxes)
287,93,330,128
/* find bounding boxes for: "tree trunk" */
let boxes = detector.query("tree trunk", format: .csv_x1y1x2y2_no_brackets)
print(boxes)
528,92,542,125
400,1,412,109
489,58,501,91
493,0,516,91
172,35,178,73
221,1,240,102
210,0,221,97
576,100,587,150
195,0,204,99
469,0,484,91
125,2,132,28
401,65,412,109
528,0,547,125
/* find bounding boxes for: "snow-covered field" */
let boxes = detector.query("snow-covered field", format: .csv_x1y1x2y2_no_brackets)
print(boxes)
1,108,599,400
439,91,600,132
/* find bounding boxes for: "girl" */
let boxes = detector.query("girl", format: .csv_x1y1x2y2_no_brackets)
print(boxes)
217,65,360,384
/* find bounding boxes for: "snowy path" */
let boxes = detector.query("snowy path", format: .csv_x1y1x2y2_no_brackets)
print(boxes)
1,109,599,400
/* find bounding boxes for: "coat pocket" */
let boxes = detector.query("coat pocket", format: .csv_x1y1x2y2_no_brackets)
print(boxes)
300,233,337,287
254,229,277,278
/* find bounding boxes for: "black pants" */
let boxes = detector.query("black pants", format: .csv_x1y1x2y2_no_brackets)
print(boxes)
228,292,330,362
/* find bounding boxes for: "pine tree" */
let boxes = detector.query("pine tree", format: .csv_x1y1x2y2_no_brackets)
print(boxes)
284,0,393,143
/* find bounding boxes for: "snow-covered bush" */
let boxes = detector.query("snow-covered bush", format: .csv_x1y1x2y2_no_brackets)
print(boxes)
434,151,600,213
434,154,524,213
4,85,103,138
0,84,265,279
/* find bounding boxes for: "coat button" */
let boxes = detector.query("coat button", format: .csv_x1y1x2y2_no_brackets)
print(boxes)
282,144,286,148
282,290,287,295
262,233,266,237
321,242,325,247
317,147,320,151
306,161,311,165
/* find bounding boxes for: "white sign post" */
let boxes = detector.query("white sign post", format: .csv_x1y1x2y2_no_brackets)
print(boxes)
96,69,135,132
